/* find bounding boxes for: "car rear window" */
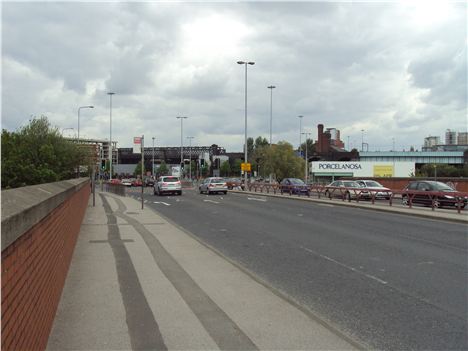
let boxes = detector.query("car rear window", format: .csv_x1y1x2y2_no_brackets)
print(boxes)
211,178,224,183
162,177,179,182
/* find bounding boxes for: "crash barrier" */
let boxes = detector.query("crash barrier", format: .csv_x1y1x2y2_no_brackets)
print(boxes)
244,183,468,214
1,179,90,351
104,181,126,196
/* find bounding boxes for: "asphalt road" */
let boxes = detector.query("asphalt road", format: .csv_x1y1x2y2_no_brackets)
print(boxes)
128,187,467,350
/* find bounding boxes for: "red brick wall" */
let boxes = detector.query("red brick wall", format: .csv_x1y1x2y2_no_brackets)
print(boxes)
1,184,90,351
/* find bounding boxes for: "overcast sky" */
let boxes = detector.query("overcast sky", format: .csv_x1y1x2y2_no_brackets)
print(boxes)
2,1,466,152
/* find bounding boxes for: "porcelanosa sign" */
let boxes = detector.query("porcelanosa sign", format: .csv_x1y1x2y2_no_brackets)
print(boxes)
317,163,362,170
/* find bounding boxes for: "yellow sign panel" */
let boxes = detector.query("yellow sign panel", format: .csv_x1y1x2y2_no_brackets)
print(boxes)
373,165,394,177
241,163,251,172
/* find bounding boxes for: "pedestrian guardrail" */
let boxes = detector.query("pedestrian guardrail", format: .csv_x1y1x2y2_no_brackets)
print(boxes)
104,182,127,196
239,183,468,214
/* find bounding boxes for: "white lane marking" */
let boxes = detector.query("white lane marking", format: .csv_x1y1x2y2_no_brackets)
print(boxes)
144,200,148,203
417,261,434,265
302,247,388,285
247,197,267,202
204,199,220,204
153,201,170,206
297,213,303,217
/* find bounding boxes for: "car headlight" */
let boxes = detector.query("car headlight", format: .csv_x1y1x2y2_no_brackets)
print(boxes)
445,195,454,199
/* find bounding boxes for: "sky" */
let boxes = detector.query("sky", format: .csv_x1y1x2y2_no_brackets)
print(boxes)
2,1,467,152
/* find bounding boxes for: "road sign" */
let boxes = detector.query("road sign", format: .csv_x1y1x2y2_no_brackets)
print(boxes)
241,163,251,172
133,137,142,154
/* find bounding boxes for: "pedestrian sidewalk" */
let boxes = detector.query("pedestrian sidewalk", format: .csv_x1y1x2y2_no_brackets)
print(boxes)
47,192,359,350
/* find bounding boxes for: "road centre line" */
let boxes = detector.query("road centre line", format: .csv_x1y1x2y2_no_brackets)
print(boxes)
302,246,388,285
153,201,170,206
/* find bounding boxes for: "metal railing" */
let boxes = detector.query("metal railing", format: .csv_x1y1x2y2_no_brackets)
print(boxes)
239,183,468,214
103,181,126,196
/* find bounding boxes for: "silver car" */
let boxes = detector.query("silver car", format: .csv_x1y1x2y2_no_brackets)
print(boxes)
154,176,182,196
199,177,228,195
355,180,392,199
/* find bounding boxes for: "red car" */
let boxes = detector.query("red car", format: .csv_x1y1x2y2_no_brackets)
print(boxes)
132,179,143,187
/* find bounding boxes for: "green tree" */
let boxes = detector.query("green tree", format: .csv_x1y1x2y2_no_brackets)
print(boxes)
1,116,86,189
220,161,231,176
300,139,316,156
134,161,143,177
157,161,169,177
232,158,242,175
417,164,462,177
259,141,304,181
255,136,269,149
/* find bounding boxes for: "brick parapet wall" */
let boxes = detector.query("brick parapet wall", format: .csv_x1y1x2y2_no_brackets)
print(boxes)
1,179,90,351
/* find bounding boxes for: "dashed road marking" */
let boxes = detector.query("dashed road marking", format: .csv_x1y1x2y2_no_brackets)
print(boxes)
302,246,388,285
247,197,267,202
153,202,170,206
204,199,220,204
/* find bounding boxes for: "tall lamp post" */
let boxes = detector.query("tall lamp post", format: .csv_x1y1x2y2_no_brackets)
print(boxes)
301,132,312,183
62,127,74,136
152,137,156,177
267,85,276,146
108,92,115,180
176,116,188,178
187,136,194,181
237,60,255,187
298,115,304,156
361,129,364,152
77,105,94,142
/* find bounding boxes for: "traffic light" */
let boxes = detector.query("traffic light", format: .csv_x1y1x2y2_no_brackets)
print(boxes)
180,162,184,169
101,159,106,170
200,159,205,166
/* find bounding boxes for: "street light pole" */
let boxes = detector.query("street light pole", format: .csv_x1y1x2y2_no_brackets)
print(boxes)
176,116,188,178
187,136,194,181
152,137,155,177
107,92,115,180
237,60,255,188
298,115,303,157
267,85,276,146
301,132,312,183
361,129,364,152
77,105,94,143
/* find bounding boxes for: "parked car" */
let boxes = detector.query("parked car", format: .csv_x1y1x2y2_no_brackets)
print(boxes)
145,177,155,187
199,177,228,195
225,178,244,190
154,176,182,196
355,180,392,199
324,180,369,200
402,180,467,208
132,178,143,187
120,179,132,186
110,179,122,185
279,178,310,195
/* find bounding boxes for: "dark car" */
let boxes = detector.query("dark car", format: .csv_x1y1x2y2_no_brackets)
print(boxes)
280,178,309,195
402,181,467,208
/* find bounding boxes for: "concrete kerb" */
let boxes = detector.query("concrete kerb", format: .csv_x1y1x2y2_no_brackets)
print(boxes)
229,189,468,224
